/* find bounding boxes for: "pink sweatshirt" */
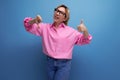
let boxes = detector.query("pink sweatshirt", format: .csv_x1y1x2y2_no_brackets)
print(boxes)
24,17,92,59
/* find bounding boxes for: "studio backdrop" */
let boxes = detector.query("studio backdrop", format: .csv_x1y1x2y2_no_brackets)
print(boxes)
0,0,120,80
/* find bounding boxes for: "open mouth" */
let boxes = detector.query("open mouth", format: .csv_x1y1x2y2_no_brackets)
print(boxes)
54,15,60,20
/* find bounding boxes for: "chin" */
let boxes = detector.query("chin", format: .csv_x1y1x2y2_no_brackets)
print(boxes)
54,19,58,23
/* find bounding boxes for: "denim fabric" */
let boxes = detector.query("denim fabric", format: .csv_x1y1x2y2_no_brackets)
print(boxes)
46,56,71,80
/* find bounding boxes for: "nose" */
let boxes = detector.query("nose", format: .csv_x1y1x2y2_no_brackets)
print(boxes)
56,12,59,15
55,11,60,15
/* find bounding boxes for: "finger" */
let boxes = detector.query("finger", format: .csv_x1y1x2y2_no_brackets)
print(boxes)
36,15,42,22
36,15,40,19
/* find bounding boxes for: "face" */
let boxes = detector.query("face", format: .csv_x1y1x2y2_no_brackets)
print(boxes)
53,7,66,24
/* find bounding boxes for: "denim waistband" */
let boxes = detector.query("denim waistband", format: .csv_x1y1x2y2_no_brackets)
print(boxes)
46,55,71,61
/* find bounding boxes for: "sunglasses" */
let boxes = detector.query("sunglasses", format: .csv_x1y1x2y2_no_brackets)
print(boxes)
54,8,66,17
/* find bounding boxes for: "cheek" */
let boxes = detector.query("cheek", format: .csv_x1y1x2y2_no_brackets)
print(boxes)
59,18,64,22
61,17,66,21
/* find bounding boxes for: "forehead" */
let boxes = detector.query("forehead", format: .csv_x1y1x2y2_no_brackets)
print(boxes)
57,7,66,13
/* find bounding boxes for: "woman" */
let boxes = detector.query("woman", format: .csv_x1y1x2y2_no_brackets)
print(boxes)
24,4,92,80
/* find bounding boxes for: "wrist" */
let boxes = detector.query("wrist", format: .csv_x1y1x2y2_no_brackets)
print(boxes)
29,18,37,24
83,30,89,38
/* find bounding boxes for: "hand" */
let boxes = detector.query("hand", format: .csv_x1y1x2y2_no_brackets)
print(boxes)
35,15,42,23
77,19,89,38
77,20,87,32
29,15,42,25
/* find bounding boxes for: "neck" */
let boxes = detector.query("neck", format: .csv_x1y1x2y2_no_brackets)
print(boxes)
54,22,61,28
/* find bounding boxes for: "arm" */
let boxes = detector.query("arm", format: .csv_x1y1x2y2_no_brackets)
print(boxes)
75,20,92,45
23,15,43,36
77,20,89,38
29,15,42,25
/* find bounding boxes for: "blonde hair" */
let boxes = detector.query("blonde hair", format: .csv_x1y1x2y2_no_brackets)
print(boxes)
56,4,70,25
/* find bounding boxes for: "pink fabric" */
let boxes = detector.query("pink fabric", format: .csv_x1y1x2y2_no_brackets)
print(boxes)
24,17,92,59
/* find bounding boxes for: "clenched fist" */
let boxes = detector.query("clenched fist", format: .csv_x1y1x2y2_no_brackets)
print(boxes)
77,20,87,32
29,15,42,25
77,20,89,38
36,15,42,23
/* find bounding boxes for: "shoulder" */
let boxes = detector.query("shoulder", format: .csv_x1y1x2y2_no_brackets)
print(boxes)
38,23,52,28
39,22,50,26
65,25,81,36
65,25,77,32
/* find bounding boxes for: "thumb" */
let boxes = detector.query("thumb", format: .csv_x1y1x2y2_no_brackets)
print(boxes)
36,15,42,22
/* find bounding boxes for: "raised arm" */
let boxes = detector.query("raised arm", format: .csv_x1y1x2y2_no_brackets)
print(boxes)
77,20,89,38
23,15,43,36
29,15,42,25
75,20,92,45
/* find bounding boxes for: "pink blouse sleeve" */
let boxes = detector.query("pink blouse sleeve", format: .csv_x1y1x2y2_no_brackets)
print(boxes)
23,17,42,36
75,33,92,45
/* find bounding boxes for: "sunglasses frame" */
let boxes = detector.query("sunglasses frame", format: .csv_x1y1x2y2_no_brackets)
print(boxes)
54,8,66,17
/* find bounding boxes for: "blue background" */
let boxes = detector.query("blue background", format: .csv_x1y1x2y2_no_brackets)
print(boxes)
0,0,120,80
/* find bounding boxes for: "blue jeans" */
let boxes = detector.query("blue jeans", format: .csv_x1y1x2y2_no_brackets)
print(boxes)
46,56,71,80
